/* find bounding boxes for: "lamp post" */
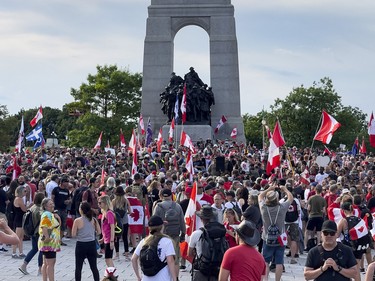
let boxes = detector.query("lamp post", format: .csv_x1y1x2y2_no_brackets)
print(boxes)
51,131,57,147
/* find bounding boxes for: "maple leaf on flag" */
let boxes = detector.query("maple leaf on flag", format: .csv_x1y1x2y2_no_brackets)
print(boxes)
185,216,195,236
130,208,140,222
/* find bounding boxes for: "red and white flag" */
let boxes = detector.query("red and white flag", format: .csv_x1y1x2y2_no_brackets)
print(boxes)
94,131,103,149
120,129,126,147
300,168,310,185
314,110,341,144
100,166,106,186
266,125,280,175
30,106,43,127
368,112,375,147
131,130,138,178
156,128,163,153
180,131,196,153
349,219,368,240
360,136,367,154
181,83,187,124
273,120,286,148
185,151,194,182
15,116,24,154
230,127,237,139
139,114,145,135
278,232,288,246
214,115,227,134
169,118,175,142
370,227,375,241
127,196,145,234
128,129,136,151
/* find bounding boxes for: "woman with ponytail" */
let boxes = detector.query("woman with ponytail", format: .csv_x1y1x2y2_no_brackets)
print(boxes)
72,201,101,281
131,215,177,281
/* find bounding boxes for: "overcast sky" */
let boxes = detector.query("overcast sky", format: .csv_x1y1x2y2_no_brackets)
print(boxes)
1,0,374,119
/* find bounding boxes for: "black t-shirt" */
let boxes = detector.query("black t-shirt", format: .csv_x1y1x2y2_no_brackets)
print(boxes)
0,189,7,213
305,243,357,281
52,186,70,211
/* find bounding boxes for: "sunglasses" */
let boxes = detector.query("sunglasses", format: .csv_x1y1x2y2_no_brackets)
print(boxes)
323,231,336,236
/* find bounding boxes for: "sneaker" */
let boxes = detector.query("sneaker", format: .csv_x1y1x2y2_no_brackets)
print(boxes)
290,259,298,264
19,267,29,275
360,268,365,273
19,253,26,258
60,242,67,246
286,251,291,257
12,254,20,259
0,247,8,252
180,265,186,270
97,253,103,258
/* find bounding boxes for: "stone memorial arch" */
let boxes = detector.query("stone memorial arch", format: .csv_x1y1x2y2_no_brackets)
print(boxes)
141,0,245,142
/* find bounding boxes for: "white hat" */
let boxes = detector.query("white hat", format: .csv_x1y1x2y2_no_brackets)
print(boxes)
342,188,350,195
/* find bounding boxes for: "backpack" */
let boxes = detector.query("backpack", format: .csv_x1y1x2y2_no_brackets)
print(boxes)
285,199,299,223
344,216,370,251
318,242,344,267
159,202,180,236
265,206,281,246
230,202,242,218
195,221,229,277
140,236,167,276
22,209,38,237
107,210,123,237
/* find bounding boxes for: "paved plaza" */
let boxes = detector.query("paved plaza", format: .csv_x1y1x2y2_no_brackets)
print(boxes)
0,237,371,280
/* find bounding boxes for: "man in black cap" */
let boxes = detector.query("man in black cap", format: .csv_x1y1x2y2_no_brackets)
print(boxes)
153,189,185,277
219,220,266,281
304,220,357,281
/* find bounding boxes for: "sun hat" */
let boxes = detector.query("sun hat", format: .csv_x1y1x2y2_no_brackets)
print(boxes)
196,205,215,220
235,220,261,246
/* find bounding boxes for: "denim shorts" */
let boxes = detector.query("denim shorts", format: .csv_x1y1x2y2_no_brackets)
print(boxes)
262,242,285,264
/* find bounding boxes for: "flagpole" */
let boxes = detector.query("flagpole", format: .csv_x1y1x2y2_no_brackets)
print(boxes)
309,112,323,156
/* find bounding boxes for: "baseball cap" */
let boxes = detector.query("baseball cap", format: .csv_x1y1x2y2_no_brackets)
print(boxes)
161,189,172,197
321,220,337,232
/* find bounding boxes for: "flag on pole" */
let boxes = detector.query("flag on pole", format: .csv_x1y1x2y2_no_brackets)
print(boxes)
30,106,43,127
120,129,126,147
169,118,175,142
323,145,331,155
128,129,135,151
300,167,310,185
314,110,341,144
214,115,227,134
131,131,138,178
15,116,25,154
266,125,280,175
180,131,196,153
174,95,179,122
185,151,194,182
230,127,237,139
145,118,153,147
351,137,359,156
156,128,163,153
94,131,103,149
273,120,286,148
139,114,145,135
34,134,45,150
181,83,187,124
368,112,375,147
26,124,43,141
180,181,198,263
360,136,366,154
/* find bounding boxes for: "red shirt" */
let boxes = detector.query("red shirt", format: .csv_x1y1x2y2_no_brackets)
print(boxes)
224,221,240,248
221,244,266,281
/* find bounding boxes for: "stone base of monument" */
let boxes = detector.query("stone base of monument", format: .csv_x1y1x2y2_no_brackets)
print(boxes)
162,125,213,143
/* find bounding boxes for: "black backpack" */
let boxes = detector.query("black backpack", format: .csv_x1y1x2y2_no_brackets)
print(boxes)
140,236,167,276
345,216,370,251
265,206,281,246
112,210,123,237
22,209,38,237
285,199,299,223
195,221,229,277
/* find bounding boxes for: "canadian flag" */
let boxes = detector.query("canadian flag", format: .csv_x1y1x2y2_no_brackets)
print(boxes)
230,127,237,139
180,131,196,153
130,130,138,178
169,118,175,142
370,227,375,241
300,167,310,185
139,114,145,135
156,128,163,153
180,181,198,263
30,106,43,127
15,116,24,154
128,129,136,151
349,219,368,240
360,136,366,154
127,196,145,234
314,110,341,144
266,125,280,175
185,151,194,182
278,232,288,246
368,112,375,147
273,120,286,148
120,129,126,147
214,115,227,134
181,83,187,124
94,131,103,149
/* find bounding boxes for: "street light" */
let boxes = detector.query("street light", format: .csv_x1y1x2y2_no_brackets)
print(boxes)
51,131,57,147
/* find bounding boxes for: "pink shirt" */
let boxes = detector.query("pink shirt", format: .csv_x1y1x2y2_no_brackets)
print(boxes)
101,210,115,243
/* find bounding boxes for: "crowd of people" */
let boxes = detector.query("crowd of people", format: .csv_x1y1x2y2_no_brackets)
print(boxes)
0,138,375,281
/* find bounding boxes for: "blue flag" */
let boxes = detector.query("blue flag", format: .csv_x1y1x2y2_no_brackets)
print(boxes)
351,137,359,156
34,134,45,150
26,124,42,141
145,118,153,147
174,95,179,122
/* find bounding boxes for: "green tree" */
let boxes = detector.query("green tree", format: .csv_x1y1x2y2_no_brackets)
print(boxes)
0,105,12,151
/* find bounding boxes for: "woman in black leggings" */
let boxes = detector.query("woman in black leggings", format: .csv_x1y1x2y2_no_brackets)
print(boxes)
72,202,101,281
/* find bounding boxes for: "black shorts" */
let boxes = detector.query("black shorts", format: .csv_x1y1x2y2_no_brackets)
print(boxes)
104,243,114,259
42,251,57,259
306,216,324,231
